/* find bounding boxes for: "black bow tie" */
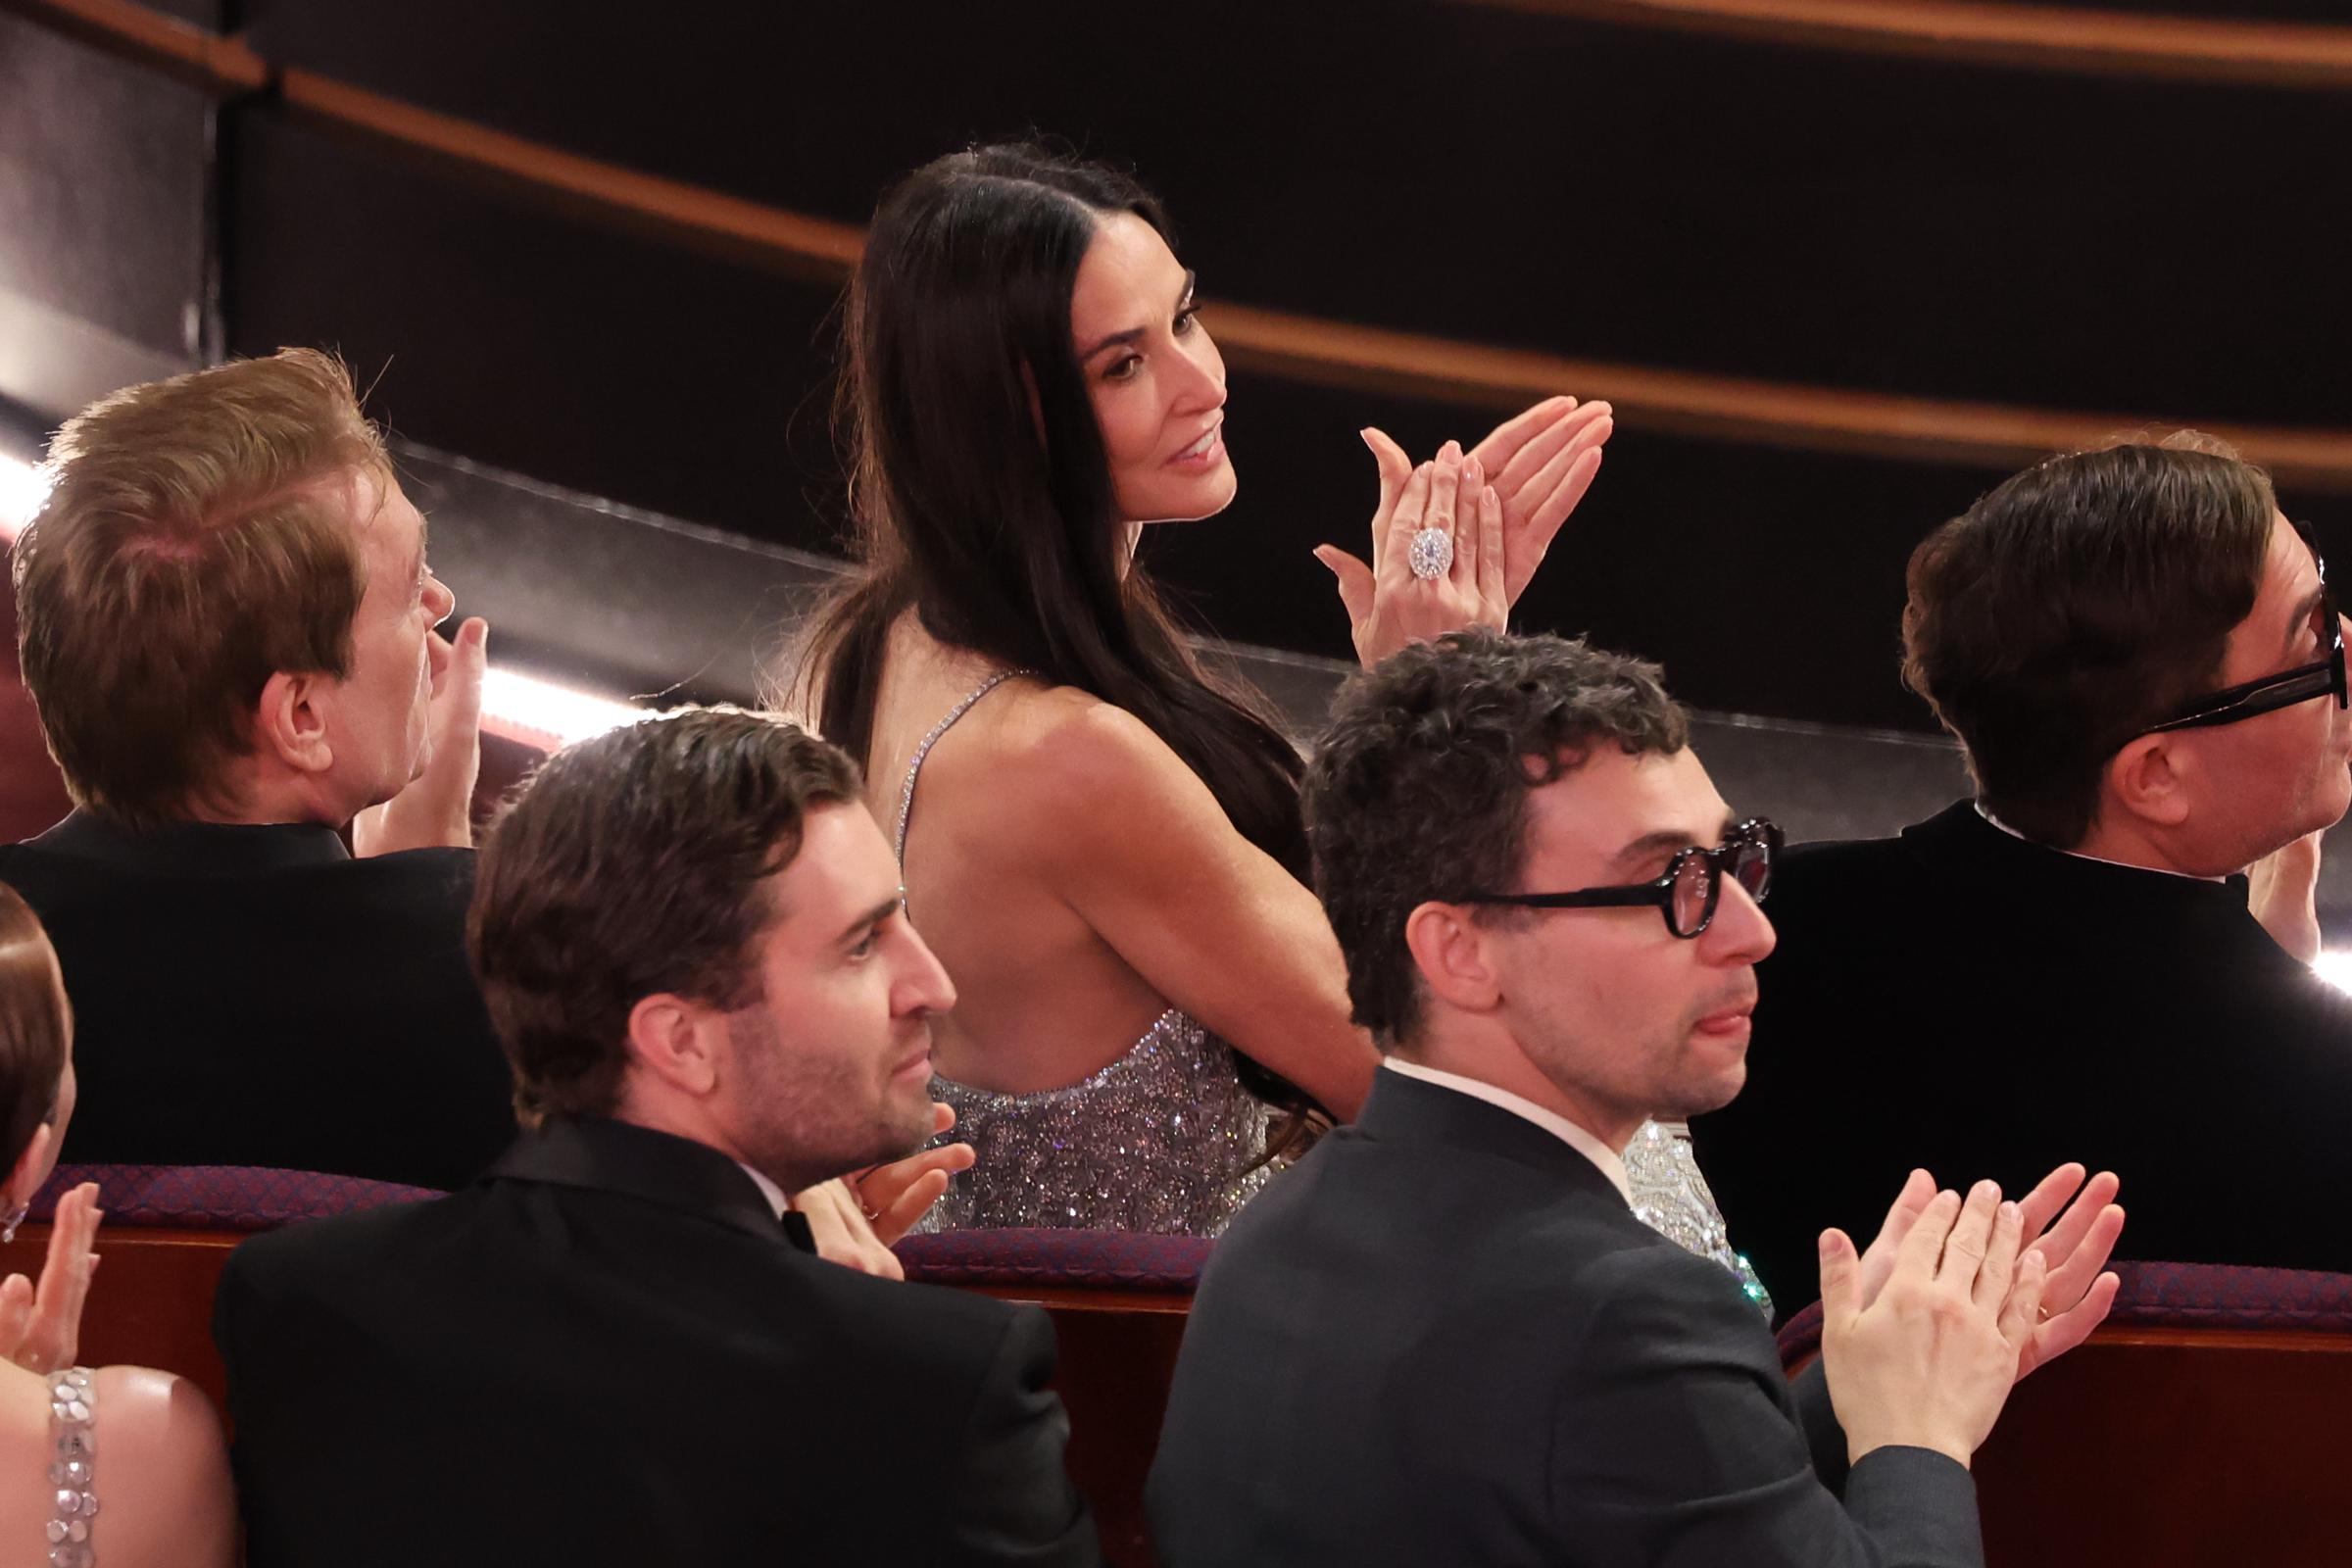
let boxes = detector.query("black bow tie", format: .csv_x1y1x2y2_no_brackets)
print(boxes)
777,1209,816,1253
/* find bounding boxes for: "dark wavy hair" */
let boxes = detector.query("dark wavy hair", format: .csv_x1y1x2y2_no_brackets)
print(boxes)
1902,434,2275,848
468,709,862,1127
1305,630,1690,1049
792,141,1320,1134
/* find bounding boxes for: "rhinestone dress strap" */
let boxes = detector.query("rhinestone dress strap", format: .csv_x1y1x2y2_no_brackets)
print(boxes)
893,668,1031,864
45,1367,97,1565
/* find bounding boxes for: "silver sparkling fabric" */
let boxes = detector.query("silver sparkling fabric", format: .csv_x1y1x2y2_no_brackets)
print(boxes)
896,672,1274,1236
1625,1121,1773,1318
45,1367,97,1566
916,1008,1274,1235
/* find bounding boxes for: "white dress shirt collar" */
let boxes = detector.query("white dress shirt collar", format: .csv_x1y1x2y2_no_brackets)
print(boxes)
734,1160,791,1221
1381,1057,1634,1205
1973,800,2225,882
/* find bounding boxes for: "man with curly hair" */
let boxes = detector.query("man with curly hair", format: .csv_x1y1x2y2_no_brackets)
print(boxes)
1149,629,2119,1568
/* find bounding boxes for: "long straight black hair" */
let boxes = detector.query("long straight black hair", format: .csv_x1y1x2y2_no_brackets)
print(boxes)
795,142,1321,1127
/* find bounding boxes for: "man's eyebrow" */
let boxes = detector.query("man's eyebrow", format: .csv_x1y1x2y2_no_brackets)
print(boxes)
837,895,903,946
1606,814,1739,875
2287,582,2327,656
1075,270,1197,363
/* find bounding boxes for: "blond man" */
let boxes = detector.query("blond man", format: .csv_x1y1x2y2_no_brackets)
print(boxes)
0,350,514,1188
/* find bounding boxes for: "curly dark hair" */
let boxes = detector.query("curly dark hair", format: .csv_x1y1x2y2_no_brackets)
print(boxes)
468,708,862,1127
1304,630,1690,1050
1902,434,2274,848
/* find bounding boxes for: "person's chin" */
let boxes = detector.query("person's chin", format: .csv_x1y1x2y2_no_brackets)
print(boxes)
1133,467,1238,525
1667,1058,1747,1120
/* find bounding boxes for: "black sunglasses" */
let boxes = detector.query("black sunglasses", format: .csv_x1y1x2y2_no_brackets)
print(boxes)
2139,527,2347,738
1459,817,1781,940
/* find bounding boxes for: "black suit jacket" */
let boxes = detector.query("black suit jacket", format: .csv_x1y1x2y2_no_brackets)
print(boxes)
1148,1070,1980,1567
0,810,514,1189
216,1115,1102,1567
1692,800,2352,1313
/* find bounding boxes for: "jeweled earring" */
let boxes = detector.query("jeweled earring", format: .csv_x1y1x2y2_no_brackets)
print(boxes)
0,1194,26,1246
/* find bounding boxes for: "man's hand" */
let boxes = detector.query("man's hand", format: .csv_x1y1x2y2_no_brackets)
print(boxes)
352,616,488,857
2249,829,2325,963
794,1105,977,1276
1315,396,1612,632
1851,1166,1938,1308
843,1102,977,1247
1849,1163,2123,1385
2008,1163,2124,1381
792,1180,904,1279
0,1182,101,1376
1820,1182,2044,1469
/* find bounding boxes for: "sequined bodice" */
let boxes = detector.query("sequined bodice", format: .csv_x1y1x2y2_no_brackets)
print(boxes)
896,673,1273,1237
1625,1121,1772,1317
918,1008,1274,1234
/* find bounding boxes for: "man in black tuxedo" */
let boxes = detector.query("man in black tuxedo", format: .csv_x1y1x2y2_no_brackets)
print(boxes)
215,707,1101,1566
3,350,511,1189
1150,630,2121,1567
1693,435,2352,1311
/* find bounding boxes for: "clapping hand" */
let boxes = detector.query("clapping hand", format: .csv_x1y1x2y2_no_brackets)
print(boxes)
0,1182,101,1377
1850,1162,2123,1383
1315,396,1612,664
1317,440,1506,667
1820,1181,2043,1466
353,616,489,856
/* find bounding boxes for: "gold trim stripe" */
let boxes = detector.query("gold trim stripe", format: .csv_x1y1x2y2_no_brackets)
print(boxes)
1455,0,2352,90
12,0,2352,486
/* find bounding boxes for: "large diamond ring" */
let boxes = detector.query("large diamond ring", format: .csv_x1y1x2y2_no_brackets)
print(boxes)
1407,525,1453,580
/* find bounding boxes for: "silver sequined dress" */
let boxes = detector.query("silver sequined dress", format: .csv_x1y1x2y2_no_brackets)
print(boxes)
1625,1121,1773,1317
896,673,1274,1237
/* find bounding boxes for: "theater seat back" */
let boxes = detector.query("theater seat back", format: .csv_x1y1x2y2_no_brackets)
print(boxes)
1777,1260,2352,1567
0,1181,1197,1568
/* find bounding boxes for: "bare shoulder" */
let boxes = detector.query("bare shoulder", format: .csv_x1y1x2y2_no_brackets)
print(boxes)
88,1367,236,1568
989,685,1204,810
973,686,1228,853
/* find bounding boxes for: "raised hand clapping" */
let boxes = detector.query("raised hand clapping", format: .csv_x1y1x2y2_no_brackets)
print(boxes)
1317,396,1613,667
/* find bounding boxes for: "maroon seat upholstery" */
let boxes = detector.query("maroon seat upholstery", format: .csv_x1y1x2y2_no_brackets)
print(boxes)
31,1162,442,1231
1774,1258,2352,1365
897,1227,1212,1292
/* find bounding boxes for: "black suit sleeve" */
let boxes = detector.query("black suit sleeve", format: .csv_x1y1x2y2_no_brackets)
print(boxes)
1792,1358,1851,1495
1549,1246,1982,1568
939,1303,1104,1567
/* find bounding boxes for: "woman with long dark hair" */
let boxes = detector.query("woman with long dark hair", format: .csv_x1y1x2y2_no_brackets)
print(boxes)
796,143,1611,1234
0,885,236,1564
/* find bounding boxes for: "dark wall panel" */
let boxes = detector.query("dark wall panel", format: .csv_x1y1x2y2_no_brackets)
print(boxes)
220,97,2352,732
240,1,2352,422
225,110,846,553
0,14,212,415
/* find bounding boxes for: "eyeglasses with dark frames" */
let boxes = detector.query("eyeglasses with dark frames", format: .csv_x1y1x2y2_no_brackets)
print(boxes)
2137,525,2347,739
1458,817,1782,940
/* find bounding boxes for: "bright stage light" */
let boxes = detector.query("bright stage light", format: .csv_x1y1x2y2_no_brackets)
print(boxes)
1,449,639,750
0,452,50,542
478,666,642,750
2314,951,2352,995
